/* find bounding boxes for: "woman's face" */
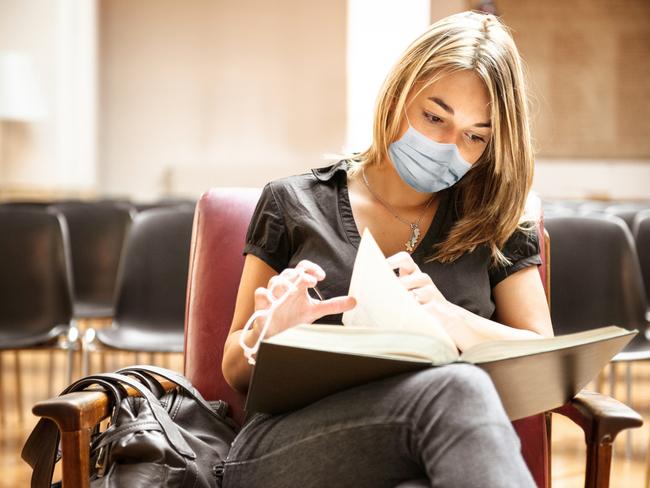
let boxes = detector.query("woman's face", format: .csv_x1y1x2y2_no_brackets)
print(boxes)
399,69,492,165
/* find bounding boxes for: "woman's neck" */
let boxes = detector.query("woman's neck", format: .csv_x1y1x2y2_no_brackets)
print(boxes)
362,160,436,210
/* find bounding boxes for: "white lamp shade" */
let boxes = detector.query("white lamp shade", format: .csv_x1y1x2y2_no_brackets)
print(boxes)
0,52,46,121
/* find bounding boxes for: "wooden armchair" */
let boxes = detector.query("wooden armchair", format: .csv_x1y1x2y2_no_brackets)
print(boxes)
28,188,643,487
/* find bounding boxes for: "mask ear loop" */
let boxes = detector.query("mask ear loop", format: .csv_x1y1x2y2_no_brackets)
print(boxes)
239,271,305,365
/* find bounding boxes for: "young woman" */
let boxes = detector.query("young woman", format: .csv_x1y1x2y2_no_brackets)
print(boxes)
221,11,553,487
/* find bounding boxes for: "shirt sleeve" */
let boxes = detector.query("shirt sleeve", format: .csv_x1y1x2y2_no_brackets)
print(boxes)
243,182,292,273
488,226,542,288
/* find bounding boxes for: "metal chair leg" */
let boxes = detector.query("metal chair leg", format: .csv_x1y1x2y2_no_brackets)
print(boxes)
47,351,55,398
609,362,618,397
100,351,107,373
626,362,633,460
13,351,23,424
67,346,74,385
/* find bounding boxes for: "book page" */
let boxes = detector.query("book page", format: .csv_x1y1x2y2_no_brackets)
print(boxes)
267,324,446,362
342,229,458,361
460,325,635,364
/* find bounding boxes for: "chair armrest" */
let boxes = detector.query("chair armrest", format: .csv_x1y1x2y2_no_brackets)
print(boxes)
33,378,175,431
552,389,643,488
33,389,113,432
553,389,643,444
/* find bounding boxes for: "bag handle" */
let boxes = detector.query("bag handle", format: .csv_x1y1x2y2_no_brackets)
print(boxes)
116,365,225,420
118,369,168,398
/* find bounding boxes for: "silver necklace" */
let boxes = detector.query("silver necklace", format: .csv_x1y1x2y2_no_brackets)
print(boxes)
361,169,436,253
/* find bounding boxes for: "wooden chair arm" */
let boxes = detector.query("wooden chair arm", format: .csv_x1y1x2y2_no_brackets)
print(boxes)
30,379,175,488
32,378,176,431
553,389,643,488
33,389,115,432
554,390,643,444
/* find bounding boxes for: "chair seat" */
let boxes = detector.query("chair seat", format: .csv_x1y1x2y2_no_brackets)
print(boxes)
73,301,114,319
96,325,184,353
0,325,69,350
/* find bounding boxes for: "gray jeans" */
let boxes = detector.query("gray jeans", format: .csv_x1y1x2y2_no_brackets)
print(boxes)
222,363,535,488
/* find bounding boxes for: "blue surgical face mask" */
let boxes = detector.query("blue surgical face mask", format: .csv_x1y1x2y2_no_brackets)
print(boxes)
388,125,472,193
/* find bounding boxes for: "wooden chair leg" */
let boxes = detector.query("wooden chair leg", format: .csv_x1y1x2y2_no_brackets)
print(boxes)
61,428,92,488
0,352,4,426
625,362,633,460
14,351,23,424
645,438,650,488
585,440,613,488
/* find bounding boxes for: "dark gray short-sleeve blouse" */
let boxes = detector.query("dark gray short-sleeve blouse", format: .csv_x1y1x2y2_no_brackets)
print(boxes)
244,160,541,324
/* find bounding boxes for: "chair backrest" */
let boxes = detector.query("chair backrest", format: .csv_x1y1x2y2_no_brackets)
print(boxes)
184,188,261,425
112,207,195,338
49,201,135,316
634,209,650,309
183,188,551,486
134,198,196,213
544,214,648,335
0,209,73,340
605,203,650,232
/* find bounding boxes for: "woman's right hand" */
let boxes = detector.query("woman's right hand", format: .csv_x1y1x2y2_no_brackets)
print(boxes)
253,260,356,338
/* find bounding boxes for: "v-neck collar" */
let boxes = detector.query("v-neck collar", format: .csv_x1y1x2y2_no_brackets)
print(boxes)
335,162,452,256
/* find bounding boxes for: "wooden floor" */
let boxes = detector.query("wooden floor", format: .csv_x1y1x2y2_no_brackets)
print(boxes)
1,347,649,487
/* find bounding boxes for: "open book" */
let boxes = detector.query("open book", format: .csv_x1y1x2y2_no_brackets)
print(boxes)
245,230,636,420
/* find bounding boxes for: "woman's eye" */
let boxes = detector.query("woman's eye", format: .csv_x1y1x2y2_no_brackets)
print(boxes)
423,111,442,124
466,133,486,144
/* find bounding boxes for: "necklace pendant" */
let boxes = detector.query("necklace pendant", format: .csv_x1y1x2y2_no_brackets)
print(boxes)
405,224,421,253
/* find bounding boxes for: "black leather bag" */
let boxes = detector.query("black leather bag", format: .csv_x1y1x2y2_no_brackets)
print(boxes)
22,365,239,487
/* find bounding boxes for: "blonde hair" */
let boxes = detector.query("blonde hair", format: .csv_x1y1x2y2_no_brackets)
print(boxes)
349,11,535,265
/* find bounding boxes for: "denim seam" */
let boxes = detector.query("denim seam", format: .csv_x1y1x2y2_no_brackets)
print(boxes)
225,419,413,467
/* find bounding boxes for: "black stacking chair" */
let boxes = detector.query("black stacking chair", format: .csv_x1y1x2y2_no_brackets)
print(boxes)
605,203,650,232
49,201,136,319
82,207,195,373
545,213,650,457
634,210,650,318
545,214,647,334
0,208,77,423
576,200,612,213
134,197,196,213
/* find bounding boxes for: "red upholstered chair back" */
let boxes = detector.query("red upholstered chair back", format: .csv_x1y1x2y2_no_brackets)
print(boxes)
184,188,260,426
183,188,550,487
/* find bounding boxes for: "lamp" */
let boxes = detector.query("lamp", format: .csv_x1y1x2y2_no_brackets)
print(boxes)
0,52,46,197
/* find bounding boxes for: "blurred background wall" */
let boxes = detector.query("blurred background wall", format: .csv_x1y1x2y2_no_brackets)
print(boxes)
0,0,647,202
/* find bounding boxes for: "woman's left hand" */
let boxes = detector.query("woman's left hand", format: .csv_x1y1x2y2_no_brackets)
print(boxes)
386,252,448,313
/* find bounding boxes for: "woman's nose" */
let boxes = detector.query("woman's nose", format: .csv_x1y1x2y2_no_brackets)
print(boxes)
435,128,457,145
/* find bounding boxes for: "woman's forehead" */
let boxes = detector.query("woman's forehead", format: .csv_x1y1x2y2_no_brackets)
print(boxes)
415,71,491,119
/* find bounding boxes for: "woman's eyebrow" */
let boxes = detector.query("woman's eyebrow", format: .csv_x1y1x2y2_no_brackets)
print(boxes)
429,96,454,114
427,96,491,128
